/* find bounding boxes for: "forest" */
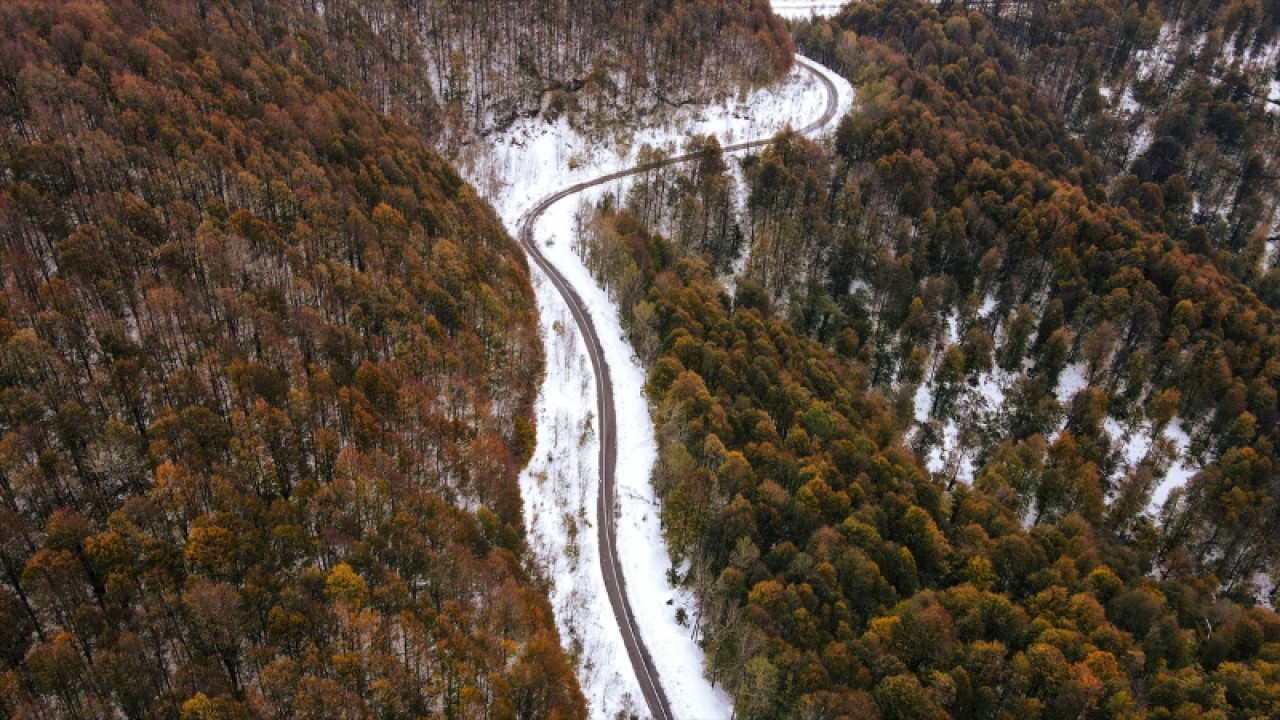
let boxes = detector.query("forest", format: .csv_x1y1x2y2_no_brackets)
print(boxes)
572,0,1280,717
8,0,1280,717
0,0,799,715
309,0,794,151
0,0,798,715
0,0,589,715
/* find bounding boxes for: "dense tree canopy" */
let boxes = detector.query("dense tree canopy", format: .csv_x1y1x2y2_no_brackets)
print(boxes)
0,0,589,716
576,1,1280,717
9,0,1280,717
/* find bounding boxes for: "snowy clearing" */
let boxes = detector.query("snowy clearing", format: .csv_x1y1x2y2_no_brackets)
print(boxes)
1054,363,1090,405
771,0,848,19
458,56,853,718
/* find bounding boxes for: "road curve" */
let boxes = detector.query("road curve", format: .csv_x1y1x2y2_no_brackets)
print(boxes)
516,57,839,720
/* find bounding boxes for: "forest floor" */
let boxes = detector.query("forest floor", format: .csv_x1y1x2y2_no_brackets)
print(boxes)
458,49,853,720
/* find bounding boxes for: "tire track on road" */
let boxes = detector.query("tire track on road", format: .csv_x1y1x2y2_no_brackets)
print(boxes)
517,56,839,720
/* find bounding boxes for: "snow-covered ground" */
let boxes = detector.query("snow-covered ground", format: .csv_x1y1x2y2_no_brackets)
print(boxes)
1149,420,1196,512
519,291,646,715
771,0,848,19
458,57,853,718
915,365,1012,485
1054,363,1090,404
463,59,853,220
908,307,1012,485
1105,417,1152,471
909,332,1206,517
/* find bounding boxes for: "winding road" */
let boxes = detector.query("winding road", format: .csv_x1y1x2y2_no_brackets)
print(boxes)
516,57,839,720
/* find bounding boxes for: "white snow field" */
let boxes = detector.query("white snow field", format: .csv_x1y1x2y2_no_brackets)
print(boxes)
457,57,853,718
771,1,849,19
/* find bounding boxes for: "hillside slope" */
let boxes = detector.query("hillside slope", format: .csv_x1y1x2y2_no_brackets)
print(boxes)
0,0,804,716
569,1,1280,717
0,1,577,716
308,0,795,148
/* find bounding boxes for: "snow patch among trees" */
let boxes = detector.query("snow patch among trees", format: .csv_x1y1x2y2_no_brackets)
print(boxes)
1149,420,1197,513
770,1,847,20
